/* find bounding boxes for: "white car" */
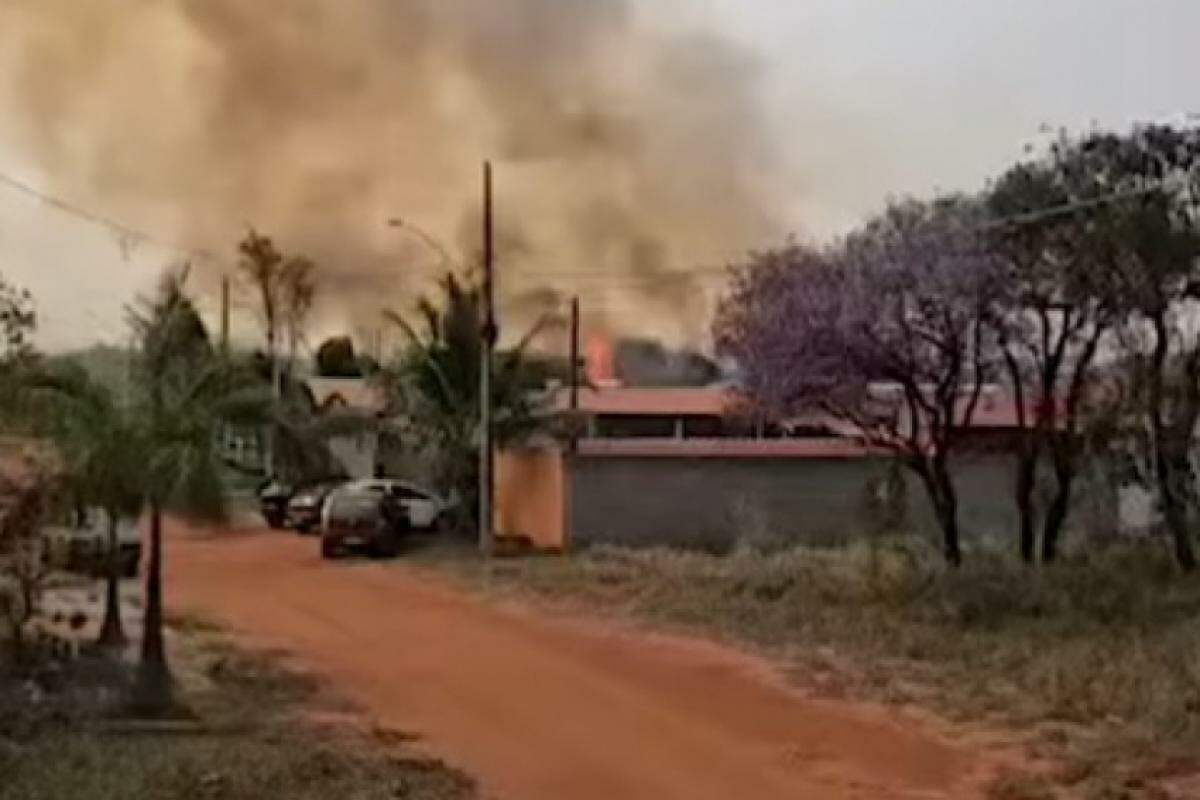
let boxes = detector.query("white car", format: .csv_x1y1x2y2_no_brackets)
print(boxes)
340,479,453,530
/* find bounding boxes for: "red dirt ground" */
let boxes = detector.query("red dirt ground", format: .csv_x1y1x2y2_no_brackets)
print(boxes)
165,524,1005,799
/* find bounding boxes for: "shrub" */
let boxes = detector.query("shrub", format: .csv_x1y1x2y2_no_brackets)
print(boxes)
0,469,56,665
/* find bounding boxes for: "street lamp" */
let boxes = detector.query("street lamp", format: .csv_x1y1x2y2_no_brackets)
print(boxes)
386,217,458,273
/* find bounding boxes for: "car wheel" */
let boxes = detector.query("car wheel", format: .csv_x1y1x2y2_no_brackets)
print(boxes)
264,512,286,530
320,539,339,559
369,532,400,560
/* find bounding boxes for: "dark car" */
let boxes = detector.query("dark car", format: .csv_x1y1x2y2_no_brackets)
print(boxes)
258,479,292,529
319,486,411,559
286,480,344,534
259,476,347,530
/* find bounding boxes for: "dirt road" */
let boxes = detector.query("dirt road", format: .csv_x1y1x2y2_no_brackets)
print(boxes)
166,525,1000,799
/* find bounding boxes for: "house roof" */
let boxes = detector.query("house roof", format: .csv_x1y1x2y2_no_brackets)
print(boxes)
576,437,883,459
305,377,388,414
562,386,734,416
556,383,1042,433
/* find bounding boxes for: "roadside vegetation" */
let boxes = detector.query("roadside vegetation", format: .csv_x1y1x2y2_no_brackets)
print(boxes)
0,620,474,800
0,224,474,797
378,271,565,532
431,535,1200,798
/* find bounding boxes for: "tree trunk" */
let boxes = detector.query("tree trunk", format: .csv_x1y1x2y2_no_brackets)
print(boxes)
1041,460,1073,563
1158,450,1198,573
924,458,962,566
938,498,962,566
937,482,962,566
1014,446,1038,564
97,511,126,649
133,503,172,713
1146,314,1198,572
911,456,963,566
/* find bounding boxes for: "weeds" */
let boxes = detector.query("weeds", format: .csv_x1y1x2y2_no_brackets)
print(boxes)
439,537,1200,798
0,629,475,800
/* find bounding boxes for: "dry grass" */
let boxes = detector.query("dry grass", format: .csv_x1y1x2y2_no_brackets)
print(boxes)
428,536,1200,798
0,628,475,800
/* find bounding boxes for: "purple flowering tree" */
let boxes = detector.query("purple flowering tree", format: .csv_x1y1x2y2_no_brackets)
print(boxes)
715,198,1003,564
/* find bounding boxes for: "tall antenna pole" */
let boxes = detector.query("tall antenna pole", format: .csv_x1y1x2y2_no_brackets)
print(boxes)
220,275,231,355
479,161,496,556
569,296,580,452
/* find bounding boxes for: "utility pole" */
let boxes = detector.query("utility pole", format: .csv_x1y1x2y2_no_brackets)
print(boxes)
220,275,231,355
569,296,580,452
479,161,497,556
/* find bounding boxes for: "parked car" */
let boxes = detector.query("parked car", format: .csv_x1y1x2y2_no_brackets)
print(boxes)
258,476,347,530
286,479,345,534
258,479,292,529
320,485,411,559
42,511,141,578
341,479,455,530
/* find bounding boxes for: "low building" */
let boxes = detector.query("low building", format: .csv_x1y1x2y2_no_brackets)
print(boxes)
305,377,388,479
496,384,1115,552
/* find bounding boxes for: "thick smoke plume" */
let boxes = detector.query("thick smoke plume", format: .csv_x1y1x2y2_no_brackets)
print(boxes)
0,0,789,345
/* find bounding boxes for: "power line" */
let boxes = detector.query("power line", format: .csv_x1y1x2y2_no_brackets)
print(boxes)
4,166,1182,295
0,172,726,292
0,169,224,266
518,265,730,280
984,180,1178,230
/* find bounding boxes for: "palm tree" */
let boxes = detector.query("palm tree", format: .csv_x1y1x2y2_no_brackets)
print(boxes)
381,272,563,532
237,230,320,478
29,361,145,649
126,268,266,713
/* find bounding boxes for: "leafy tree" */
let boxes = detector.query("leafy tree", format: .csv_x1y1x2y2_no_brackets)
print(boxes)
716,198,1004,564
381,273,561,533
281,256,316,368
28,362,146,649
1087,125,1200,571
315,336,363,378
0,274,37,422
237,230,318,475
0,466,55,664
986,136,1126,562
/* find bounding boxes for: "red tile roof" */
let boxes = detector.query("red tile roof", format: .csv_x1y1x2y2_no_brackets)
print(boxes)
575,437,882,459
560,385,1039,431
562,386,733,416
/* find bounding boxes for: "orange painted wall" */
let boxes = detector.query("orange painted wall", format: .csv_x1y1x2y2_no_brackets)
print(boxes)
495,447,569,551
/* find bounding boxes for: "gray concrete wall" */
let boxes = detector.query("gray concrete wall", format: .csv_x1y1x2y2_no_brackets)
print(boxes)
569,454,1025,551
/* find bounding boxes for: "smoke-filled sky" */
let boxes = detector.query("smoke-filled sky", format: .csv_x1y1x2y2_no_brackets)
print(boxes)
0,0,1197,352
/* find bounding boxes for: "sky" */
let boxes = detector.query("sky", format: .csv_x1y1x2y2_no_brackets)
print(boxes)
1,1,1198,352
